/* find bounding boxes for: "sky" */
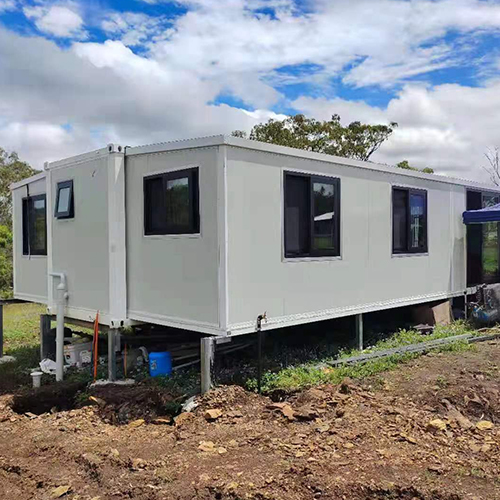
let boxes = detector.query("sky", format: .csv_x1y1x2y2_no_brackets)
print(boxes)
1,0,500,182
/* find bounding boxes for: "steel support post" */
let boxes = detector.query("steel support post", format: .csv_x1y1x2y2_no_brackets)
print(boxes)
0,304,3,358
200,337,214,394
108,328,118,382
355,313,363,351
39,314,52,360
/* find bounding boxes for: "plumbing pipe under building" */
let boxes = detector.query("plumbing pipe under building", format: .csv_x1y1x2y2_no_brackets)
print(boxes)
49,272,68,382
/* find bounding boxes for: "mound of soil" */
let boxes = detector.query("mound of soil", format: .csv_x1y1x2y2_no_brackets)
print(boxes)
1,340,500,500
87,385,179,424
11,381,87,415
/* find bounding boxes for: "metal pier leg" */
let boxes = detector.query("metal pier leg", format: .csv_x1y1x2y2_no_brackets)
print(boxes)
108,328,118,382
355,313,363,351
40,314,52,360
201,337,214,394
0,304,3,358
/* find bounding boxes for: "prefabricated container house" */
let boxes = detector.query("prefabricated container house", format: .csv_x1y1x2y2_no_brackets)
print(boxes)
11,135,500,382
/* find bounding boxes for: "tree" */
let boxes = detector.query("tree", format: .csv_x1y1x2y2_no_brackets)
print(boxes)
483,147,500,186
0,148,38,228
396,160,434,174
0,225,12,298
0,148,36,297
232,114,397,161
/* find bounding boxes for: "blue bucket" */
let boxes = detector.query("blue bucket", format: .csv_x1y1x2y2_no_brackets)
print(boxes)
149,351,172,377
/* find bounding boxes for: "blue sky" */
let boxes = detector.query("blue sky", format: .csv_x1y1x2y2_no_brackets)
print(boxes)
1,0,500,180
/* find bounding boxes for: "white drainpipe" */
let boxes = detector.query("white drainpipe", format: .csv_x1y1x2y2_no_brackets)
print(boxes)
49,272,68,381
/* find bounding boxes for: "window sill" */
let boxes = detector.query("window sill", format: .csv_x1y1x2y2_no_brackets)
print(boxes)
392,252,429,258
21,254,47,259
283,255,342,263
143,233,201,240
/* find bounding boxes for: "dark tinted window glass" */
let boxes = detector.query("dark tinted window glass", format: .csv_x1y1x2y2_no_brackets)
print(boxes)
144,176,166,234
54,180,74,219
392,189,408,252
466,190,482,286
409,193,426,250
57,187,71,214
31,197,47,254
22,198,29,255
312,180,337,253
144,168,199,235
22,195,47,256
284,173,340,258
392,188,427,254
166,177,190,229
482,194,500,282
285,175,309,256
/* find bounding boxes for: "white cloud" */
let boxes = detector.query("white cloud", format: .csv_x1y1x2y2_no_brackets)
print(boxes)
0,28,278,168
148,0,500,98
294,81,500,182
23,4,85,39
0,0,16,13
1,0,500,184
101,11,171,47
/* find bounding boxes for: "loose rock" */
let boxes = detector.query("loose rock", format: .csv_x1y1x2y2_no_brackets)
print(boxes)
204,409,223,421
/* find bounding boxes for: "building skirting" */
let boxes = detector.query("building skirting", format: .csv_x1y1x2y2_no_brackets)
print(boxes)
227,290,466,336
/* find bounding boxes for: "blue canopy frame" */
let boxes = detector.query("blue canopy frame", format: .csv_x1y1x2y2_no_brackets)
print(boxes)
463,203,500,224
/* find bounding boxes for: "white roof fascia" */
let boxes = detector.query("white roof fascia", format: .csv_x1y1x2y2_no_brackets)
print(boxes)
37,133,500,193
10,171,46,191
223,135,500,192
125,135,226,156
44,146,112,171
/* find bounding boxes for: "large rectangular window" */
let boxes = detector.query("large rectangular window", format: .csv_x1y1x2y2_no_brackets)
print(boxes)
144,167,199,235
392,187,427,254
284,172,340,258
22,194,47,256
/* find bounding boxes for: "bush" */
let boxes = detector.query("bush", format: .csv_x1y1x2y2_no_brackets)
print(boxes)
0,225,12,298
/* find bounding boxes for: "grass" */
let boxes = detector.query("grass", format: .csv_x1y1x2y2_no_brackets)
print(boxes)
0,304,484,399
0,303,47,393
3,302,47,351
247,321,477,395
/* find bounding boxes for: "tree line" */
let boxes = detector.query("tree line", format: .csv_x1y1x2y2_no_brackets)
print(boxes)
0,148,38,297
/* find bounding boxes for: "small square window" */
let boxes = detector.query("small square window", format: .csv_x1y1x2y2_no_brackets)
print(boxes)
144,168,199,235
55,180,74,219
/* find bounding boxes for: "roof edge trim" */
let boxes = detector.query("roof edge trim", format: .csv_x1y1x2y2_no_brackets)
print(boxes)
10,171,46,191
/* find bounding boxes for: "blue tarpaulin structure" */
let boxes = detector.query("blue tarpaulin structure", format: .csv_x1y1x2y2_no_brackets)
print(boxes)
463,203,500,224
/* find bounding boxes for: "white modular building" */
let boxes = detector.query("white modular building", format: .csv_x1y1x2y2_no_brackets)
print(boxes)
11,136,500,344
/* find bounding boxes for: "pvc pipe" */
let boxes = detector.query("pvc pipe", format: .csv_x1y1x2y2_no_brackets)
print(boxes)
31,371,43,388
49,272,67,382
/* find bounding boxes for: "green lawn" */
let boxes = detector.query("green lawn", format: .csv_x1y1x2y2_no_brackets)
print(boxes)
3,302,47,352
248,321,477,394
0,303,47,393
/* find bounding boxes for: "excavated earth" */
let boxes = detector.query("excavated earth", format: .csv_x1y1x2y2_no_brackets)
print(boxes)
1,340,500,499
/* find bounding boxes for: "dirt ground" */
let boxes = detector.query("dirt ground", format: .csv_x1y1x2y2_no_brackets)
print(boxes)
1,341,500,500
